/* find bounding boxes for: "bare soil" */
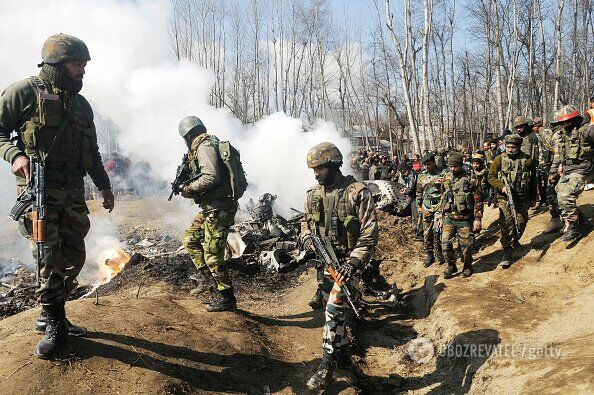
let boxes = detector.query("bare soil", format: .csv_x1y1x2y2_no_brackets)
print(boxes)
0,193,592,394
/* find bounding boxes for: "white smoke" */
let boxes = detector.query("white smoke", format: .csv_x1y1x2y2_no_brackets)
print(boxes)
0,0,353,267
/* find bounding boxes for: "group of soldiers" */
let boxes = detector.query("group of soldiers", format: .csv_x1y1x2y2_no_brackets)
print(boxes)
0,33,592,393
414,108,593,280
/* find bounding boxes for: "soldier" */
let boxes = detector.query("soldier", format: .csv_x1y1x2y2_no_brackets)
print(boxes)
179,116,239,312
0,34,114,359
416,152,446,267
550,105,594,241
440,152,483,278
398,161,422,240
301,142,378,390
533,114,564,234
470,152,488,200
435,147,446,170
488,134,537,268
513,115,540,164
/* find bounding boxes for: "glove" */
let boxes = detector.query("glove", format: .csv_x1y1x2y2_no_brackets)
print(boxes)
337,258,361,282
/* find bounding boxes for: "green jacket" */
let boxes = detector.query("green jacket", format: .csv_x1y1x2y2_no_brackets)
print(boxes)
488,152,537,203
0,77,110,190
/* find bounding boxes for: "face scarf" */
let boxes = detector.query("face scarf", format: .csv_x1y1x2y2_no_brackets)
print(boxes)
39,63,83,94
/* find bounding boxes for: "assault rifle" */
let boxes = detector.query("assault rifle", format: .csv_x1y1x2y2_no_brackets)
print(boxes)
436,190,452,236
502,178,520,239
308,235,363,319
9,156,45,286
168,153,201,201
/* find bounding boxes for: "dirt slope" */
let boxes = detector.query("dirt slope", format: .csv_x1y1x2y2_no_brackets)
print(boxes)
0,193,592,394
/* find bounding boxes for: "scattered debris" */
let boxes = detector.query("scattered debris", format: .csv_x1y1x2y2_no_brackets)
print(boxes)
364,180,412,216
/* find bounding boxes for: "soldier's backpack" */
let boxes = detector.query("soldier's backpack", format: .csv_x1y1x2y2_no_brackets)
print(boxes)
218,141,248,199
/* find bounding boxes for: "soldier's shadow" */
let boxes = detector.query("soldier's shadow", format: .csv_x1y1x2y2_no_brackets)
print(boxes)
472,244,530,273
402,329,501,394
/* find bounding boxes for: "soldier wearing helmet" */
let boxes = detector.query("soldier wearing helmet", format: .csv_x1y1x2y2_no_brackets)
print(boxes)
532,113,564,233
549,104,594,241
416,152,446,267
178,115,241,312
439,152,484,279
513,115,540,164
301,142,378,390
488,134,537,268
0,34,113,359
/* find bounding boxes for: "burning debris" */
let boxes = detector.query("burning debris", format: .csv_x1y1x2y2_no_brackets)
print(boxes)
97,248,132,285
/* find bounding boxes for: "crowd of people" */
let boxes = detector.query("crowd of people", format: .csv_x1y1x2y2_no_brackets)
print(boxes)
349,102,594,280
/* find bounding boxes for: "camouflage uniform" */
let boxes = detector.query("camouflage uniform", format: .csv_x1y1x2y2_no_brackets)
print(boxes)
440,158,483,278
302,174,378,356
181,133,238,291
550,111,594,238
488,148,537,251
416,164,445,265
0,71,110,307
537,125,562,219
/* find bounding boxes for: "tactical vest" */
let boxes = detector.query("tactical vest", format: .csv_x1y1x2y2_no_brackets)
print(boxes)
421,169,444,209
441,171,474,219
498,152,531,195
560,125,592,165
520,131,539,161
188,133,234,204
306,175,364,255
19,77,95,188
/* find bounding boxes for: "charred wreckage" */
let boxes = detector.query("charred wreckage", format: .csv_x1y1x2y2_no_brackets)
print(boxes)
1,181,406,319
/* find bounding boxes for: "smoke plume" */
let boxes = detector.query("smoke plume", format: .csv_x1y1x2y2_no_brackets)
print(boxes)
0,0,353,269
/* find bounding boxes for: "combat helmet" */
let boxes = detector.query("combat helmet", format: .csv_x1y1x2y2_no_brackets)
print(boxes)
306,142,343,168
513,115,533,129
41,34,90,64
504,134,523,146
556,104,581,123
178,116,206,138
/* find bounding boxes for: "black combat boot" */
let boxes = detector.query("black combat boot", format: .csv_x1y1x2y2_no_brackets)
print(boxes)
189,268,215,296
308,287,324,310
443,262,457,279
560,222,581,242
35,309,87,337
500,247,513,269
35,304,68,360
544,216,564,234
434,248,445,265
461,255,473,278
306,351,337,390
423,252,435,268
205,288,237,312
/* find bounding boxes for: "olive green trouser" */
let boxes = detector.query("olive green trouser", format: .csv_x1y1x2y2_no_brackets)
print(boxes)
182,207,237,291
18,187,90,306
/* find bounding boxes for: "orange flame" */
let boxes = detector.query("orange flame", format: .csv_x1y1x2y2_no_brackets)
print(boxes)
97,248,131,284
